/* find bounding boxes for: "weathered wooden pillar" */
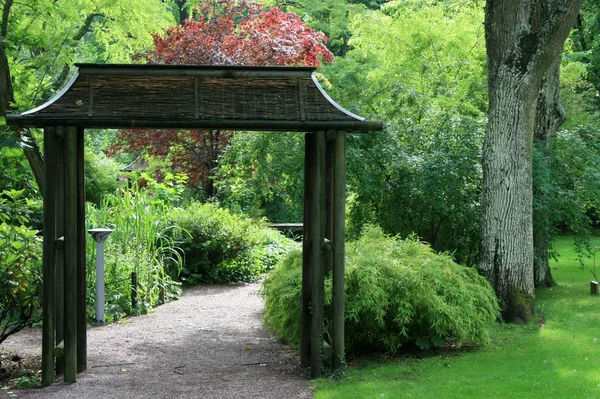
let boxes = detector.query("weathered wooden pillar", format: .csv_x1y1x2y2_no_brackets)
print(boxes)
302,131,326,378
63,126,79,382
300,133,315,367
54,128,65,375
331,131,346,373
76,127,87,373
42,127,57,386
325,131,336,278
301,133,313,367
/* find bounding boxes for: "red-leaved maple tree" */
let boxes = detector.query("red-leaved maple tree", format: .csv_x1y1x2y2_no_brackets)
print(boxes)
110,0,334,195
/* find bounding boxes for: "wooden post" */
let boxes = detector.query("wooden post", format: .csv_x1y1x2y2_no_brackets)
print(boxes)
54,129,65,375
131,272,138,310
301,133,313,368
76,128,87,373
323,130,337,369
159,287,166,305
64,127,79,383
331,131,346,373
325,131,336,278
42,127,57,386
310,131,326,378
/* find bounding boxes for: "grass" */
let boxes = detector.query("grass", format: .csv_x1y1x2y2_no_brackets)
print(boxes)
312,236,600,399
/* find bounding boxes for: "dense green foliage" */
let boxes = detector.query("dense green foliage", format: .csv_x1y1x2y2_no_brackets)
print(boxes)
263,226,499,354
313,236,600,398
0,190,42,344
3,0,174,114
529,28,600,263
216,132,304,222
84,148,121,205
167,202,295,283
0,147,42,228
215,2,488,253
317,2,487,264
85,178,184,321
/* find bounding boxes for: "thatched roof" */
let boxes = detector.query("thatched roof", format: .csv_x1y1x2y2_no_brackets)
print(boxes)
7,64,382,132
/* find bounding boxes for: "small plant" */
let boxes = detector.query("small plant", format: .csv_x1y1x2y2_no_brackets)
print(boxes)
13,373,41,389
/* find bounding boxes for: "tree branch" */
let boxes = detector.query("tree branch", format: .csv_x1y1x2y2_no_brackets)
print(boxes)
53,13,104,91
1,0,13,40
73,13,104,41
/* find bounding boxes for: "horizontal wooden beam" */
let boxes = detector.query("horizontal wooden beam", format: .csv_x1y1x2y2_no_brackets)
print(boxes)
6,117,383,132
75,63,316,78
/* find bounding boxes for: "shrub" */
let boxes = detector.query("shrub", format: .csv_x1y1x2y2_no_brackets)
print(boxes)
0,191,43,344
167,202,295,284
262,226,499,354
84,149,121,205
0,147,43,228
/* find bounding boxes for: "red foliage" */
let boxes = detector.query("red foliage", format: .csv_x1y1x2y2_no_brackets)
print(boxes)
111,129,230,193
111,0,334,195
140,0,335,67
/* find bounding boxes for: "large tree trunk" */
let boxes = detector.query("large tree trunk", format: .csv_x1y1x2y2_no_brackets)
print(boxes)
480,0,581,323
533,57,564,288
0,0,15,118
1,0,44,192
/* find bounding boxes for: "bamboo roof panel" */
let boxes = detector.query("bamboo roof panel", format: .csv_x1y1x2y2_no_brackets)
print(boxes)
7,64,382,132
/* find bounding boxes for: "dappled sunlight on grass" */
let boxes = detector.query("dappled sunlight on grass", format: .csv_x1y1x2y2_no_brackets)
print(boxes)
313,236,600,399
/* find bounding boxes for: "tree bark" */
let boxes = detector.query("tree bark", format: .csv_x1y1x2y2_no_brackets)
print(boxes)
480,0,581,322
533,56,564,288
175,0,190,25
1,0,45,193
0,0,15,118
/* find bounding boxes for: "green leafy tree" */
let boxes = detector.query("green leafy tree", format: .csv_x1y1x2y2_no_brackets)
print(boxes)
216,132,305,222
0,0,175,190
320,1,487,264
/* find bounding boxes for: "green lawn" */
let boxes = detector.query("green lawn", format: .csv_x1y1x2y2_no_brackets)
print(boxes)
312,236,600,399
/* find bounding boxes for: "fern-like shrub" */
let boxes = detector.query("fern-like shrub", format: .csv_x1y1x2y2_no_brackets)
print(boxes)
262,226,499,354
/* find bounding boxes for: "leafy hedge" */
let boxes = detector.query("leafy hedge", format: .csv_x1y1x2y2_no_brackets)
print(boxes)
167,202,294,284
262,226,499,354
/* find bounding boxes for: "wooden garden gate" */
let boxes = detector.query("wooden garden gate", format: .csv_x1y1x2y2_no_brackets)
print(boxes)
6,63,382,385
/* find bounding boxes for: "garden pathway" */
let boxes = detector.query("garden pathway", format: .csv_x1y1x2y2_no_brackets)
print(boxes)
1,283,313,399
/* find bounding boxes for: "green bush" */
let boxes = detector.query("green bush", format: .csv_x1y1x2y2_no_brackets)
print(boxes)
84,149,121,205
262,226,499,354
167,202,295,284
0,191,43,344
0,147,42,229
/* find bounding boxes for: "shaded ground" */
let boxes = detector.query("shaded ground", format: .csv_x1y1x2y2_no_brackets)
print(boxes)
0,283,312,399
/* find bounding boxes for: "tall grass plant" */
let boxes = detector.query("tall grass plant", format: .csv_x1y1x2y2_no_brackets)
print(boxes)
85,178,183,321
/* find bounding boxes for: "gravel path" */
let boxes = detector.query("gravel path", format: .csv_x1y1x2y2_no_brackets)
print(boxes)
0,283,313,399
